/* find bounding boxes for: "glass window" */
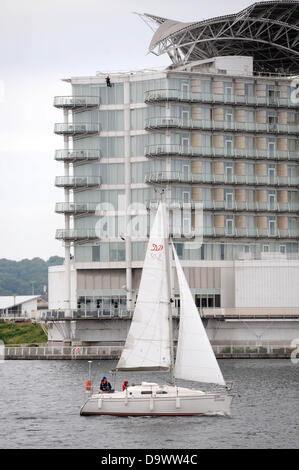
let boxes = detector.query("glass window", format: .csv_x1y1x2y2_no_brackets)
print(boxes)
99,110,124,131
92,246,100,262
99,137,124,158
100,163,124,184
130,78,166,103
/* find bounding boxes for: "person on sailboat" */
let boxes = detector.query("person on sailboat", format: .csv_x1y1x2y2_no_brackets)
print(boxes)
122,380,129,391
100,376,113,392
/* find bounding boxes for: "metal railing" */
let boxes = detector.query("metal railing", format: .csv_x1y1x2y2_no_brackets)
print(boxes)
145,199,299,213
37,309,134,321
3,344,296,359
55,149,101,162
144,88,299,108
202,200,299,213
145,117,299,135
55,202,99,214
4,345,122,358
55,176,101,188
145,171,299,187
54,96,100,108
55,229,100,241
203,227,298,239
54,123,101,134
144,144,299,162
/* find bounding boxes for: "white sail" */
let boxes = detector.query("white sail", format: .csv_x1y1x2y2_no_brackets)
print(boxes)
173,244,226,386
116,202,171,371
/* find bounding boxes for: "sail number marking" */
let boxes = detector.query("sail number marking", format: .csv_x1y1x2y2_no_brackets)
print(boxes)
151,244,164,252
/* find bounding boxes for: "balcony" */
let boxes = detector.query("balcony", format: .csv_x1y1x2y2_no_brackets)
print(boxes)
55,229,99,241
145,171,299,188
203,201,299,213
55,176,101,188
144,117,299,136
203,227,298,239
55,149,101,162
146,198,299,214
144,89,299,109
53,96,100,108
55,202,99,214
54,123,100,135
144,144,299,162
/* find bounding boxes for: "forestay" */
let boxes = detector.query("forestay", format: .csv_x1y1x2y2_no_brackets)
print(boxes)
173,244,226,386
116,203,171,372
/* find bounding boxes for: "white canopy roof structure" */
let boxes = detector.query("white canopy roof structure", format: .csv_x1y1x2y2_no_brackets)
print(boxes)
139,1,299,73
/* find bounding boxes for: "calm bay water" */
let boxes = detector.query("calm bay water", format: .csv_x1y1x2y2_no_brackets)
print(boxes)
0,359,298,449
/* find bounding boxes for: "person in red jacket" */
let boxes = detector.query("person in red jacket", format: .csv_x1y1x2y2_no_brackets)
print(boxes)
122,380,129,391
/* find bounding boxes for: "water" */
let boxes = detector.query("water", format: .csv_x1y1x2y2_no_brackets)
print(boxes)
0,359,298,449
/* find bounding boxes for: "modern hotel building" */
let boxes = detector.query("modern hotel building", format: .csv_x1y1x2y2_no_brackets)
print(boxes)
49,1,299,344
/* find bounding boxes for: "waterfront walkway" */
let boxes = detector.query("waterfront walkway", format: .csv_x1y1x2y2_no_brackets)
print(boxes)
2,343,296,360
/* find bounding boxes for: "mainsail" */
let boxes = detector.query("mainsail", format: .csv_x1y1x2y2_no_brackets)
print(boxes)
173,244,226,386
116,202,171,371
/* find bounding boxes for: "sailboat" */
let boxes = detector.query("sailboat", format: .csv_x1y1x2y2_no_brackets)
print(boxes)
80,202,232,416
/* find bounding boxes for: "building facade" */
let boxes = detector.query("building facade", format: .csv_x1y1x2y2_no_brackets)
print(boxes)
50,2,299,335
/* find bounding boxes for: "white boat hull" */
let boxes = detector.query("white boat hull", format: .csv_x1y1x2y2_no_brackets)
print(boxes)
80,383,232,417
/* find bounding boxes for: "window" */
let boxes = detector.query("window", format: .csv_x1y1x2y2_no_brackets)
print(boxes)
268,217,277,236
183,191,190,203
181,82,190,99
99,137,124,158
201,80,212,97
224,190,234,209
267,111,278,126
268,138,276,157
225,136,234,156
268,164,276,184
225,216,234,235
224,163,234,183
99,110,124,131
224,109,233,126
268,191,276,210
224,82,233,102
245,83,254,102
92,246,100,262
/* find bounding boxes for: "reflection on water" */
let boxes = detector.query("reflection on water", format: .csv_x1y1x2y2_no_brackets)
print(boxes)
0,359,298,449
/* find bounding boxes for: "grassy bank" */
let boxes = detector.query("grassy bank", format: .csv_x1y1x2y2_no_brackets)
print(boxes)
0,322,47,345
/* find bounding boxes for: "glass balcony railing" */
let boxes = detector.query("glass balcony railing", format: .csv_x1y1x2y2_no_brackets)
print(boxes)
54,123,100,134
144,89,299,108
55,229,99,241
203,227,298,238
146,199,299,213
202,201,299,213
145,117,299,135
53,96,100,108
55,149,101,162
55,176,101,188
145,171,299,188
144,144,299,162
55,202,99,214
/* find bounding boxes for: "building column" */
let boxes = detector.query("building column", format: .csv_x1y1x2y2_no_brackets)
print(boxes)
63,108,71,313
124,79,133,310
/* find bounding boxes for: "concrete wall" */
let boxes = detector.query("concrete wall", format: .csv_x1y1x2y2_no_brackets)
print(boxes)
47,317,299,347
205,319,299,345
48,264,77,310
214,56,253,76
235,259,299,308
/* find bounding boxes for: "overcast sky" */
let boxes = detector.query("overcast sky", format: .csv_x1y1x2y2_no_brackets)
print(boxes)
0,0,258,261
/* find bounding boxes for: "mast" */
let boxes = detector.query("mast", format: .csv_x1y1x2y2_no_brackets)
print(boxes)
164,201,175,386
